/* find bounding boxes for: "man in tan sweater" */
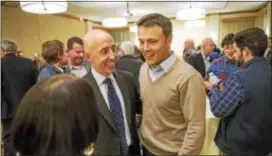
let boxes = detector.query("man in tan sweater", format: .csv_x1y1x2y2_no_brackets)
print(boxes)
137,13,206,155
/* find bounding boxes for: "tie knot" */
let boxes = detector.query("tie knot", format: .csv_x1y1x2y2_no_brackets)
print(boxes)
104,78,113,87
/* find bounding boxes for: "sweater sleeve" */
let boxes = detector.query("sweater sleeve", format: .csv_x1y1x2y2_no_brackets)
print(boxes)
178,74,206,155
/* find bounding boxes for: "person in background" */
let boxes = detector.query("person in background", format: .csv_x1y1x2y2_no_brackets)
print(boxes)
116,41,143,90
265,37,271,66
83,29,141,155
65,36,91,78
16,51,24,57
116,46,125,61
37,40,68,83
209,51,219,62
33,53,46,72
1,40,37,156
213,44,221,56
137,13,206,155
188,37,215,78
183,39,197,62
209,27,272,155
204,33,239,89
134,45,144,62
196,45,201,51
12,75,98,156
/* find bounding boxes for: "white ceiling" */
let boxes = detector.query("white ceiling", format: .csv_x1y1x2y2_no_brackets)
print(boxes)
3,0,268,22
66,0,268,22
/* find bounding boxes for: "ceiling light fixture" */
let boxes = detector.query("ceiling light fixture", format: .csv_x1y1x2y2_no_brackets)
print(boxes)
20,0,67,14
102,2,128,28
176,2,206,21
129,25,137,33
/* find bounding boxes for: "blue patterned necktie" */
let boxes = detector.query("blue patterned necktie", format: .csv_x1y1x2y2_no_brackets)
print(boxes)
104,78,128,155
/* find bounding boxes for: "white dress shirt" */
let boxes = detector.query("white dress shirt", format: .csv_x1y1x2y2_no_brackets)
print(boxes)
149,52,176,82
91,68,132,146
201,51,211,72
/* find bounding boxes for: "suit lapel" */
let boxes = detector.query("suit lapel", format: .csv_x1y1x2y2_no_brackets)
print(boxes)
85,72,117,132
114,71,132,128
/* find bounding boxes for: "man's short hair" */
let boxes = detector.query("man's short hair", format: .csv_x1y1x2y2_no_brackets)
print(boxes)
221,33,235,48
1,40,17,53
137,13,172,37
120,41,135,56
201,37,213,47
42,40,64,64
67,36,83,50
234,27,268,57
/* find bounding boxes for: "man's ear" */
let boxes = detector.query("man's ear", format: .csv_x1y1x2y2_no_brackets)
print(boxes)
166,34,173,48
244,47,252,57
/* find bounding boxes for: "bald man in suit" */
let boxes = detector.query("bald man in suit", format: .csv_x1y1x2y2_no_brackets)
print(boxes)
83,30,140,155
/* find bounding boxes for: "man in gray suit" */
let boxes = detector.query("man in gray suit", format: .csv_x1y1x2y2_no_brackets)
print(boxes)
83,30,141,155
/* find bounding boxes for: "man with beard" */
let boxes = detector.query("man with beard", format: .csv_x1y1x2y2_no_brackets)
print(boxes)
209,27,272,155
204,33,239,89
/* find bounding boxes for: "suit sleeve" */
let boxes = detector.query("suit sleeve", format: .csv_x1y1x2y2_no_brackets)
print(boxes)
178,74,206,155
31,62,39,85
126,72,142,114
187,55,197,69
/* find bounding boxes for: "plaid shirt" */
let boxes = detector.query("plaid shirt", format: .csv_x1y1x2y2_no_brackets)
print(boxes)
206,56,239,84
209,74,245,117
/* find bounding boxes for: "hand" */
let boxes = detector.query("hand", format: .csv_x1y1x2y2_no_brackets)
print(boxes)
204,81,213,90
208,75,219,85
219,83,225,91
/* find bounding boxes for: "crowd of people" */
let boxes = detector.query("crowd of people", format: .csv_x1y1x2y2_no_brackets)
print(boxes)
1,13,272,156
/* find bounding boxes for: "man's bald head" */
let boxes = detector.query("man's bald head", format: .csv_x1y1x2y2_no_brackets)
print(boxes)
83,29,116,77
83,29,113,54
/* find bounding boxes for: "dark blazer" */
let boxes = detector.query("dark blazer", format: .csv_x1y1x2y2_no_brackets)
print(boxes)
116,55,143,90
83,69,141,155
1,53,37,119
188,52,206,78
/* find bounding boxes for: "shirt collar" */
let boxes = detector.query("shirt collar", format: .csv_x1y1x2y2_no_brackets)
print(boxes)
46,64,63,73
150,52,176,73
54,65,64,73
201,51,210,61
69,60,85,70
91,68,114,87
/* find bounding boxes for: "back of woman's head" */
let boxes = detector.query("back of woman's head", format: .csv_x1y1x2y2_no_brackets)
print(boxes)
12,74,98,156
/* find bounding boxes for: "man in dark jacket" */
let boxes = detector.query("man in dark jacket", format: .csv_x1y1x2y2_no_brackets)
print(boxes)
116,41,143,90
209,27,272,155
1,40,37,156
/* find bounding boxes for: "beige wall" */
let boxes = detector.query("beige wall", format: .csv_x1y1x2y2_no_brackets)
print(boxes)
2,6,86,58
